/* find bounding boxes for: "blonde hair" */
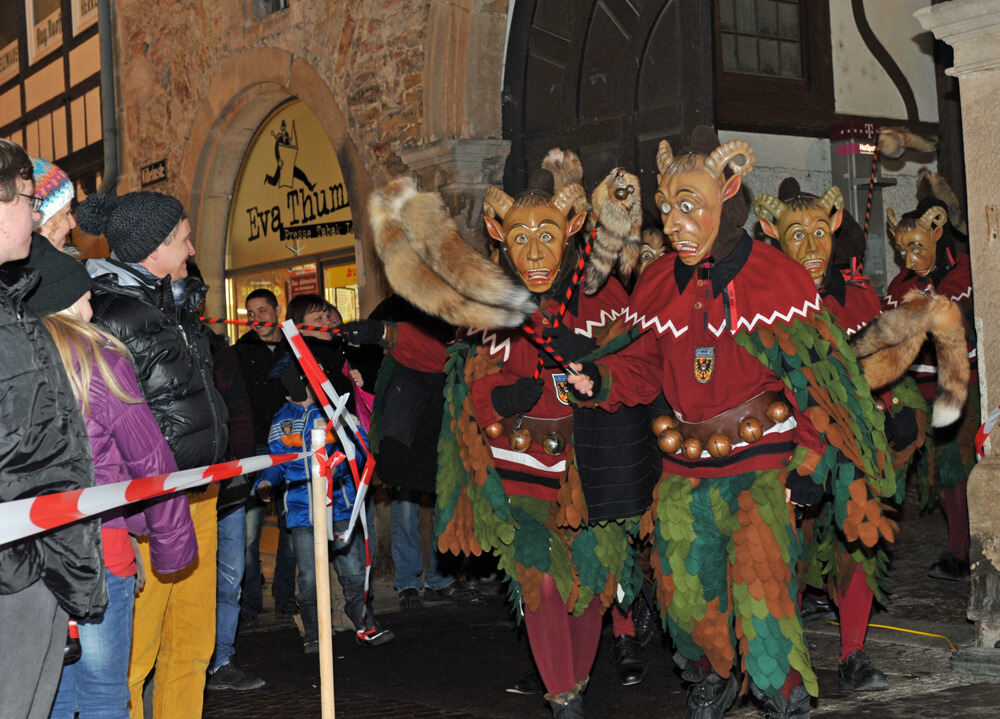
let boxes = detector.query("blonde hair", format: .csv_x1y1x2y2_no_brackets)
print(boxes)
40,311,142,416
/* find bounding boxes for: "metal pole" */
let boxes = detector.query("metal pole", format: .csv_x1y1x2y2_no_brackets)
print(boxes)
310,421,335,718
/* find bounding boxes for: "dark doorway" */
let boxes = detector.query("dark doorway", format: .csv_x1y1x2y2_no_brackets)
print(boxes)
502,0,716,225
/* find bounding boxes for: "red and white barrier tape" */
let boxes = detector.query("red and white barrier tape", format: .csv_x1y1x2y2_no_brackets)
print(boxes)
0,451,306,548
975,406,1000,461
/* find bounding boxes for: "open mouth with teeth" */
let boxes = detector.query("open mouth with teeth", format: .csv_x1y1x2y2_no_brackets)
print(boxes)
524,269,551,283
673,241,701,257
803,259,825,273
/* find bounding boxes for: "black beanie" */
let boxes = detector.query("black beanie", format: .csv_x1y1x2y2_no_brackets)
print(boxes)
76,191,185,263
24,234,92,316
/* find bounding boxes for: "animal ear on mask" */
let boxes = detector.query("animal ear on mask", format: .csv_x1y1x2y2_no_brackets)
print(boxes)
567,211,587,237
758,217,779,239
483,215,506,244
721,174,742,202
832,208,844,233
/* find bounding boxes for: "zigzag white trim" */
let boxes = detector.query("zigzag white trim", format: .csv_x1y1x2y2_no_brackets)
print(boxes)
733,294,822,334
491,446,566,474
843,320,870,337
621,306,689,338
574,308,626,338
949,286,972,303
466,328,512,362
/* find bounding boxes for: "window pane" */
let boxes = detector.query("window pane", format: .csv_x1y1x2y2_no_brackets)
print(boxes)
720,0,735,31
759,39,779,76
780,40,802,78
737,35,758,73
734,0,756,34
757,0,778,36
777,1,800,40
722,33,738,73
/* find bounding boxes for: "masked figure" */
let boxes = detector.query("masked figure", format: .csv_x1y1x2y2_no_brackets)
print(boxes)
885,197,978,581
568,126,896,719
345,169,659,718
755,179,928,692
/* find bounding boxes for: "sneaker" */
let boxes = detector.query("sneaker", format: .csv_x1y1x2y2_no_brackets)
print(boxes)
303,640,319,655
206,661,266,691
839,650,888,691
506,665,543,695
928,552,969,581
356,625,395,646
398,587,423,610
424,582,478,604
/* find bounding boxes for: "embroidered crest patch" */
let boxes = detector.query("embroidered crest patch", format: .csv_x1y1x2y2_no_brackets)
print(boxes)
280,420,294,435
694,347,715,384
552,373,570,405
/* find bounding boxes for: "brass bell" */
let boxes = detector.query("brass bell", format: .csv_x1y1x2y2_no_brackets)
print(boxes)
766,401,790,423
706,432,732,458
658,429,683,454
682,437,703,461
485,422,504,439
614,184,635,201
738,417,764,444
652,415,677,435
509,428,532,452
874,399,886,412
542,432,566,456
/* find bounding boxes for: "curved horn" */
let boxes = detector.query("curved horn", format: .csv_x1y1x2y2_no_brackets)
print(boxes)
886,208,899,237
817,186,844,216
752,194,787,223
553,183,586,216
483,185,513,220
656,139,674,176
703,140,755,179
917,205,948,231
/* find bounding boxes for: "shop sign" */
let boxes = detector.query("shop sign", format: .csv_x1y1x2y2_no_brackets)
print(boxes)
140,159,167,188
227,100,355,270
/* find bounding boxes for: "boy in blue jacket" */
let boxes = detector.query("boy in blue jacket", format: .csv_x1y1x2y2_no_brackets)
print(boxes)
256,368,394,652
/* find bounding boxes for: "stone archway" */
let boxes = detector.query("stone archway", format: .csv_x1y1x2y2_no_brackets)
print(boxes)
174,48,380,317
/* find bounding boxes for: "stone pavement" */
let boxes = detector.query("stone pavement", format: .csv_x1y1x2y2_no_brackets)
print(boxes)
204,496,1000,718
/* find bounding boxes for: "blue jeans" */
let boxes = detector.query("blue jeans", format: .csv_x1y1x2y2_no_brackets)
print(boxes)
210,507,245,672
50,570,135,719
290,526,319,642
332,499,376,631
271,506,297,609
242,497,265,618
390,488,452,592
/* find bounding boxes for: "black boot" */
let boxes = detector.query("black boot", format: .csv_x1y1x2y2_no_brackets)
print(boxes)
838,650,888,691
546,689,584,719
928,552,969,581
753,683,811,719
683,671,739,719
632,590,656,646
505,664,543,695
610,635,647,686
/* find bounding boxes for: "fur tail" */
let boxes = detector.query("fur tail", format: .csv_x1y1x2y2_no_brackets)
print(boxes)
369,178,534,328
877,126,938,159
850,290,969,426
918,168,967,235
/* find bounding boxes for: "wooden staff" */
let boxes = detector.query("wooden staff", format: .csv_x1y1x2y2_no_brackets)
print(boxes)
310,421,336,718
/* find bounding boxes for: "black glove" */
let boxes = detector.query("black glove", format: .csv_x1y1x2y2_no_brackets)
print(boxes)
540,324,596,364
786,473,825,508
339,320,387,346
883,406,918,450
567,361,602,401
491,377,544,417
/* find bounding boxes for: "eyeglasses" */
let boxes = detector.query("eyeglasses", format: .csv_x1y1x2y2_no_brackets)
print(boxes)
18,193,43,212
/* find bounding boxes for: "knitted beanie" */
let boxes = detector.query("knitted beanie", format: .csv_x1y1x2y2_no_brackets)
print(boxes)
76,191,185,263
31,157,74,227
24,234,92,316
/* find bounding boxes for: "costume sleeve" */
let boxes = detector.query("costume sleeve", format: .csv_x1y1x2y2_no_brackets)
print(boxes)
589,330,664,410
387,321,450,372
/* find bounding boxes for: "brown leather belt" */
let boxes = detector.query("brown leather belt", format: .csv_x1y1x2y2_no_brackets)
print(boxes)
672,390,784,445
500,414,573,454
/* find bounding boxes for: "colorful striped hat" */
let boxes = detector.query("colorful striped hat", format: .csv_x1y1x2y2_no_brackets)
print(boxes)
31,157,74,227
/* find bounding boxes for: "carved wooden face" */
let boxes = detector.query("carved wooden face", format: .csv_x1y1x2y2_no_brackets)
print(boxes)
655,166,740,266
774,206,841,285
484,204,583,294
894,226,938,276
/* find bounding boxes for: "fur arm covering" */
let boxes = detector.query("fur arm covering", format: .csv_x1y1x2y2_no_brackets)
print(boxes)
369,178,535,329
734,310,897,598
850,289,969,428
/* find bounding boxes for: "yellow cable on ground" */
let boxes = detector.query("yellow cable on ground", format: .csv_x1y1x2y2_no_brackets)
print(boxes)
824,620,957,653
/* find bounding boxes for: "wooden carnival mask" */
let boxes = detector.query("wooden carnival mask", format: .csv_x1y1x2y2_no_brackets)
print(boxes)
887,205,948,277
654,138,754,266
754,187,844,285
482,184,587,294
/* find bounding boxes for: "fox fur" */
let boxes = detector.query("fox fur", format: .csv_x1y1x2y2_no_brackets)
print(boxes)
850,289,969,427
541,148,584,191
917,168,967,235
583,168,642,294
369,177,535,329
877,126,938,159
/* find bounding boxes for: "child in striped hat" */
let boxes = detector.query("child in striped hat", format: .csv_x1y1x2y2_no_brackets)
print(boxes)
31,157,76,249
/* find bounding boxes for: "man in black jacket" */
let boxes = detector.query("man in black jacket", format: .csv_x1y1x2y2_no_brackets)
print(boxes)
0,140,107,719
77,189,228,719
